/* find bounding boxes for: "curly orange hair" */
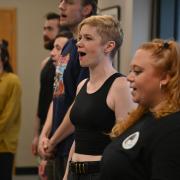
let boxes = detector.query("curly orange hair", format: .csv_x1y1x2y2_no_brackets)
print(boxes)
111,39,180,137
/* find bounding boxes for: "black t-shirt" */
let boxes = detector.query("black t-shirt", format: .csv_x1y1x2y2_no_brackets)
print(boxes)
100,111,180,180
51,38,89,157
37,58,55,131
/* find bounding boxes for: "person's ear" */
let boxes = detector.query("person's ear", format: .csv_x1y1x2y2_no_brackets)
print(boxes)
82,4,93,17
160,72,171,86
104,41,115,54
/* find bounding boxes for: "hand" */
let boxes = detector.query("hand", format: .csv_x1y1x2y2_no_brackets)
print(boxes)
43,139,57,160
38,160,48,180
38,136,55,159
45,138,56,154
38,136,49,157
32,135,39,156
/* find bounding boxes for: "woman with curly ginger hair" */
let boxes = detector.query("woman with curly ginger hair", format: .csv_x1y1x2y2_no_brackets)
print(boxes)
100,39,180,180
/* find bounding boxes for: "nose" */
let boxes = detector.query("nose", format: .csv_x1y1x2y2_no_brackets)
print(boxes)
43,31,46,37
76,39,83,48
50,48,55,57
127,71,134,83
43,28,48,37
58,0,66,10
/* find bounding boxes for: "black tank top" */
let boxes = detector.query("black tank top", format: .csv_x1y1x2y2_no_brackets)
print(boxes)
70,73,122,155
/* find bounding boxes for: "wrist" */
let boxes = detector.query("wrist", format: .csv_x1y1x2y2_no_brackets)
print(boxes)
39,132,47,140
49,138,56,148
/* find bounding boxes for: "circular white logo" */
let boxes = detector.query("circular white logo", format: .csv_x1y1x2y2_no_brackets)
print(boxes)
122,131,140,149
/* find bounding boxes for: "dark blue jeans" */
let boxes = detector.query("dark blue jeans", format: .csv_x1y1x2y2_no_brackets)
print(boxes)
68,171,100,180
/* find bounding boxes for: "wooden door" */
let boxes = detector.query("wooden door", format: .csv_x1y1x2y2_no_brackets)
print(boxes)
0,8,17,71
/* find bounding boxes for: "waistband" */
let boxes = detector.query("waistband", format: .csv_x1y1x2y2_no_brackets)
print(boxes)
69,160,100,175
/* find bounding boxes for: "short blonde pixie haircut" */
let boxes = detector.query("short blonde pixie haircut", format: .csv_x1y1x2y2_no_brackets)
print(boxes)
78,15,123,59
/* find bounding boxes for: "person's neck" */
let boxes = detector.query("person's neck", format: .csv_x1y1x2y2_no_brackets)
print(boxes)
149,96,167,113
89,60,116,84
70,26,78,39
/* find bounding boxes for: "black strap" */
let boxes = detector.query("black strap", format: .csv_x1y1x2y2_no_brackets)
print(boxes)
100,72,123,96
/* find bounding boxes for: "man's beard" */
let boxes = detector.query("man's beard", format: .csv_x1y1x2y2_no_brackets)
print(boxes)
44,39,54,50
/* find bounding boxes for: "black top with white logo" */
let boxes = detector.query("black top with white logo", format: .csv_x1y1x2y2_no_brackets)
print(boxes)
100,111,180,180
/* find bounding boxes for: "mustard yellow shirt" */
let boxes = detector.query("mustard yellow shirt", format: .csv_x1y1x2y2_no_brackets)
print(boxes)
0,72,22,153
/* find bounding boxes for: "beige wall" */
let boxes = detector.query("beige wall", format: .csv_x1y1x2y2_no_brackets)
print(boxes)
0,0,152,167
99,0,132,74
99,0,152,74
0,0,59,166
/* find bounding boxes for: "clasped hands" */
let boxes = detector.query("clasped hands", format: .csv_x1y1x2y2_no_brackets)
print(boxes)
38,136,56,160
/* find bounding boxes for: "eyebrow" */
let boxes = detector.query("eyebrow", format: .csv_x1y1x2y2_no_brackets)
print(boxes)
54,44,60,47
130,64,143,69
79,32,91,35
44,26,53,29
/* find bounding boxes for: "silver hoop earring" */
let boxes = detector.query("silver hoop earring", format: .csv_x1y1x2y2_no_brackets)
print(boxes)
160,82,162,90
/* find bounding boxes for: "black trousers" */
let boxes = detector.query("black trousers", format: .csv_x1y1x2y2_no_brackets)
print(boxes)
68,171,100,180
54,155,68,180
0,152,14,180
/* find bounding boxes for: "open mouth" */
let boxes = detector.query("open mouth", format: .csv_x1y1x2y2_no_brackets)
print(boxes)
51,59,57,65
78,51,86,57
130,87,137,94
60,14,67,18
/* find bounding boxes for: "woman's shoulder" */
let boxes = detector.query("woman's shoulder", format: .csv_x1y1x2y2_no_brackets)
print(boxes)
110,75,130,95
5,72,21,87
159,111,180,127
143,111,180,144
111,74,128,86
144,112,180,158
6,72,20,80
